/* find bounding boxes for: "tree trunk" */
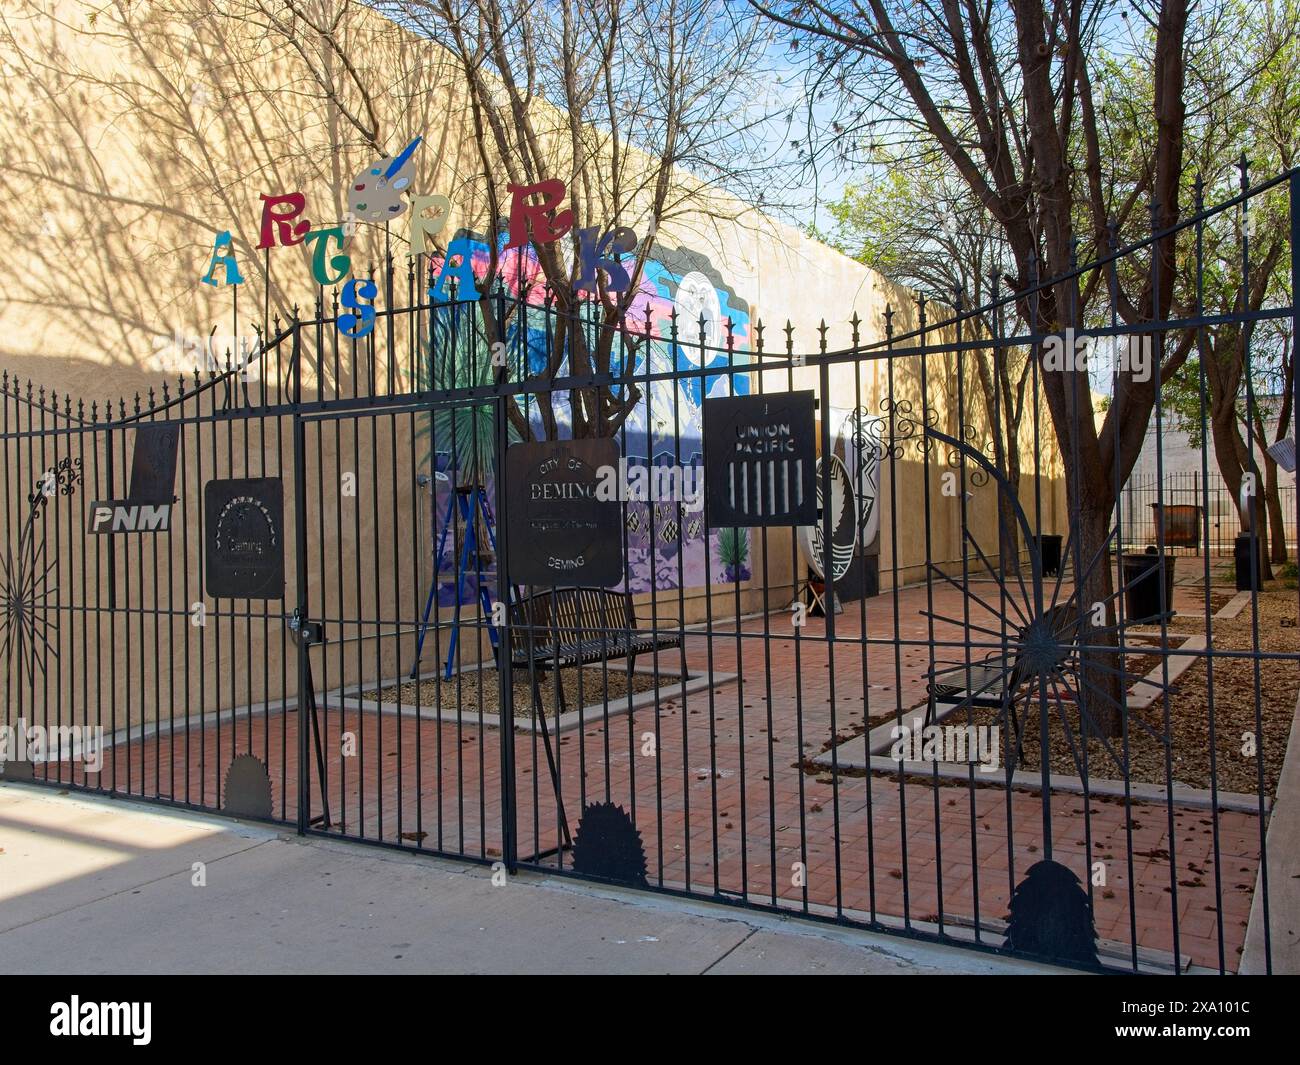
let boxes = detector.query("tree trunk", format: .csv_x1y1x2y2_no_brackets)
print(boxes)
1070,490,1123,738
999,486,1022,577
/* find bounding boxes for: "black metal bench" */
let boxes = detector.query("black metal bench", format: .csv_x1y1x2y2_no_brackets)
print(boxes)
925,603,1080,765
509,587,682,714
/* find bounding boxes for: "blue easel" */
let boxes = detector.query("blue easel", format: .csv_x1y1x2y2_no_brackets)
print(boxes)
409,483,500,679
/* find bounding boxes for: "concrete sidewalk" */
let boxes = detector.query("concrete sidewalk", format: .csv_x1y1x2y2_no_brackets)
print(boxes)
0,782,1060,975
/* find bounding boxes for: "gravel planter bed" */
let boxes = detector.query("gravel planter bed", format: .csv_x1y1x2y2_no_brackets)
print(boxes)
364,664,680,720
950,583,1296,799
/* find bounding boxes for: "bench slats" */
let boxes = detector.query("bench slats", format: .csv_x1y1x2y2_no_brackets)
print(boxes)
509,587,679,670
927,603,1080,710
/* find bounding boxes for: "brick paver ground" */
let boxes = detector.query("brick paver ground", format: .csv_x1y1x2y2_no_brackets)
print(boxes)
41,579,1266,972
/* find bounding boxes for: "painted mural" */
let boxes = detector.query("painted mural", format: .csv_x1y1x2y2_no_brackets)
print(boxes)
421,233,753,604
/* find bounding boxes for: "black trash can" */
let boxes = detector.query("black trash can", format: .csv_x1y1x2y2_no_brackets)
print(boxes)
1234,533,1264,591
1122,552,1176,622
1036,534,1063,577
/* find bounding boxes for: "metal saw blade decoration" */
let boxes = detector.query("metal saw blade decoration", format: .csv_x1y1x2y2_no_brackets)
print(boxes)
1003,859,1099,966
571,801,648,887
918,427,1172,781
223,753,274,820
2,458,81,687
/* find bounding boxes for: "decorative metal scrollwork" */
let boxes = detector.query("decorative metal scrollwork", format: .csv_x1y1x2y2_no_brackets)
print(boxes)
943,423,996,487
858,400,999,486
867,398,940,460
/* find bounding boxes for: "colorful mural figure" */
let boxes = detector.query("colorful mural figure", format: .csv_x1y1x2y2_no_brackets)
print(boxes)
419,233,752,601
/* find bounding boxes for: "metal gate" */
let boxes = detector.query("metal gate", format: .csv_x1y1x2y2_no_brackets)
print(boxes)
3,170,1297,974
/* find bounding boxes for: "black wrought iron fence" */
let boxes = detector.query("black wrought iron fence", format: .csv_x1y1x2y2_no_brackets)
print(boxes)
1119,470,1296,556
1,167,1297,976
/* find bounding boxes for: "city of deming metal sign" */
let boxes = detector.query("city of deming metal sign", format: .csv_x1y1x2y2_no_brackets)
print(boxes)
505,439,623,587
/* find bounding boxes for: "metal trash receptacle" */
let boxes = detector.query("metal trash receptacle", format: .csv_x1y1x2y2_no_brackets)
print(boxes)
1123,552,1176,622
1035,534,1063,577
1150,503,1202,551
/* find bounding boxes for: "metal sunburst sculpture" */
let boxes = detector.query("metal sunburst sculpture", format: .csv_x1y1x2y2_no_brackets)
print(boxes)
918,428,1170,781
1,458,81,686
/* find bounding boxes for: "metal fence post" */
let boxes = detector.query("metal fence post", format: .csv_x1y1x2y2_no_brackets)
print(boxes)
291,320,310,835
494,297,517,873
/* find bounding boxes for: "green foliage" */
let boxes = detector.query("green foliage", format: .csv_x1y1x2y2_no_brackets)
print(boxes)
410,306,520,485
717,527,749,568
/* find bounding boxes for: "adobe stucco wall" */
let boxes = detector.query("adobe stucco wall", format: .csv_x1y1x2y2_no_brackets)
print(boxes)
0,0,1065,726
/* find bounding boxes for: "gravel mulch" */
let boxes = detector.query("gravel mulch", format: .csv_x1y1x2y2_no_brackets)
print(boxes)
364,665,680,720
944,583,1297,798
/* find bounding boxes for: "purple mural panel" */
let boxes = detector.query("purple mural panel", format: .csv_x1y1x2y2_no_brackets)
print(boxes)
422,234,753,598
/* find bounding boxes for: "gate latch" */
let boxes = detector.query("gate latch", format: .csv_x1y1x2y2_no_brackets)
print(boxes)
287,608,325,646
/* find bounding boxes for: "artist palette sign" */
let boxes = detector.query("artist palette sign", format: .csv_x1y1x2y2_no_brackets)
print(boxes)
505,439,623,587
703,391,817,527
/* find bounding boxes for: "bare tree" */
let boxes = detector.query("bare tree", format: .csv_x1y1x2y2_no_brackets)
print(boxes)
0,0,461,384
755,0,1202,730
2,0,782,421
379,0,782,441
820,149,1035,574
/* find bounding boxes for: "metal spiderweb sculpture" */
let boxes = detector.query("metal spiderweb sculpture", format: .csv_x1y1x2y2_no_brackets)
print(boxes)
1,458,81,687
918,428,1170,781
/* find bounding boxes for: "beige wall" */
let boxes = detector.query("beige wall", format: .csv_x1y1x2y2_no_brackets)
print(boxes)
0,1,1066,727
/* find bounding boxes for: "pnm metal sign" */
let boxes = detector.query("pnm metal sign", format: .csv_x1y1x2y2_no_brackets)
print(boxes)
505,439,623,587
703,391,817,527
87,423,179,534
